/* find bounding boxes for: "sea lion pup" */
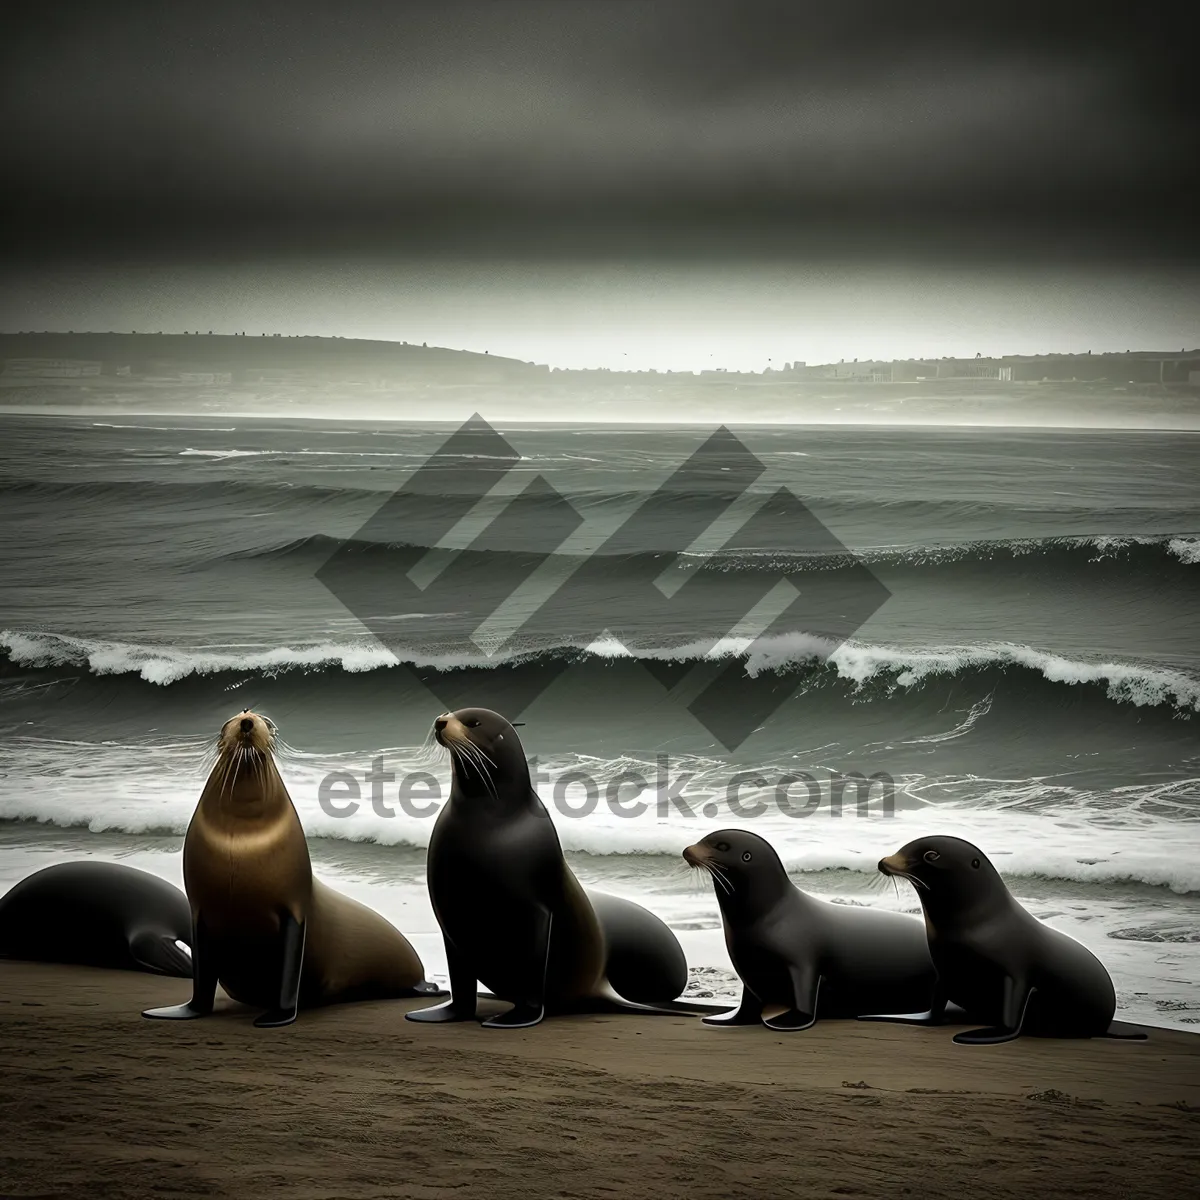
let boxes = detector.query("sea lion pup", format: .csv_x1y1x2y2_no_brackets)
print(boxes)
684,829,935,1031
406,707,695,1029
0,861,192,976
869,835,1147,1044
143,709,438,1028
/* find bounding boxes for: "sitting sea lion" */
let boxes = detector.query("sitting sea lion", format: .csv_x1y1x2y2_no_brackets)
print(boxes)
406,707,694,1029
143,709,439,1027
684,829,935,1030
870,835,1147,1044
0,861,192,976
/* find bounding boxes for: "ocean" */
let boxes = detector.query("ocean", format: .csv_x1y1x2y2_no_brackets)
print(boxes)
1,411,1197,1027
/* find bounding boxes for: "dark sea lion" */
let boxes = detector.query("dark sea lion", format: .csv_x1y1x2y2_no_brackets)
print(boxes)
406,707,693,1029
143,709,439,1027
870,835,1147,1044
684,829,935,1031
0,861,192,976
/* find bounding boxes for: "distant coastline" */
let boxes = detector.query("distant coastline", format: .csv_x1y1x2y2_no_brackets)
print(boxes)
2,331,1200,384
1,333,1198,428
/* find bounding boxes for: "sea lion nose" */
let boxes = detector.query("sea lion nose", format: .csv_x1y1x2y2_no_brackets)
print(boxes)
434,717,448,732
240,717,254,733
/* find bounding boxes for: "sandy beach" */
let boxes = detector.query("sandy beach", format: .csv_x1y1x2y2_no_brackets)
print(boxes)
1,961,1197,1199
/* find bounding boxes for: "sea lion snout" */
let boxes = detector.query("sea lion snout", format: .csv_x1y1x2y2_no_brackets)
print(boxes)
682,844,711,867
433,713,467,746
218,709,275,756
878,852,908,876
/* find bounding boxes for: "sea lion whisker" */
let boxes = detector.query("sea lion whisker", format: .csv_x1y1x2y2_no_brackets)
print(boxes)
468,743,498,769
702,861,733,897
446,733,488,779
458,740,500,800
452,734,498,786
446,739,487,796
706,860,735,894
888,870,928,892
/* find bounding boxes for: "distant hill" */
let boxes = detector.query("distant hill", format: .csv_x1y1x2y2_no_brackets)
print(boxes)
3,333,1199,386
0,332,546,382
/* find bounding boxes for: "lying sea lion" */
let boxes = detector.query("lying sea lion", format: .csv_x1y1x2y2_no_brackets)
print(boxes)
0,861,192,976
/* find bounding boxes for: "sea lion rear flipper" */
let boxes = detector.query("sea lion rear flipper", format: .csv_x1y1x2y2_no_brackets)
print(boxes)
254,913,305,1028
565,985,713,1017
703,985,765,1026
128,929,193,978
407,980,446,997
762,971,821,1032
143,913,217,1020
859,982,949,1026
1100,1020,1149,1040
952,979,1033,1046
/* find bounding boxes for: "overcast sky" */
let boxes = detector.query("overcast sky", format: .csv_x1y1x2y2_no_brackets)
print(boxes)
2,1,1196,368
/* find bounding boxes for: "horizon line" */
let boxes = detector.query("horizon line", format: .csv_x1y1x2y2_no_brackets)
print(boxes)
3,329,1200,376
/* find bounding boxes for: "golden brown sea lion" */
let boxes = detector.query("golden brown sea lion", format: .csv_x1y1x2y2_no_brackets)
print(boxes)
143,709,439,1027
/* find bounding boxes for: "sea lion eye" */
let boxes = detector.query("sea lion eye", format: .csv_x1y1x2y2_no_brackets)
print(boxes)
741,851,752,862
923,850,941,864
716,841,730,852
464,720,480,728
971,858,980,869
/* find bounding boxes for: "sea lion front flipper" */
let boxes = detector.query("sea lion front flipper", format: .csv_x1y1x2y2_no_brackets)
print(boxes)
481,910,551,1030
952,978,1033,1045
254,913,305,1028
761,968,821,1032
143,913,217,1020
406,936,479,1023
703,985,765,1026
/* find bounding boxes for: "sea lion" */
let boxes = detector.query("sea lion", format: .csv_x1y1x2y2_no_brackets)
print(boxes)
0,861,192,976
683,829,935,1030
143,709,439,1027
405,707,693,1029
870,835,1147,1044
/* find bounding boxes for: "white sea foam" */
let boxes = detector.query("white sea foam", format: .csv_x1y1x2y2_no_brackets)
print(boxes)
4,627,1198,712
1169,536,1200,565
1,738,1198,893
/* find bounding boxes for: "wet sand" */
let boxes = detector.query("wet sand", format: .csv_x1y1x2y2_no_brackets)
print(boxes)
1,961,1197,1199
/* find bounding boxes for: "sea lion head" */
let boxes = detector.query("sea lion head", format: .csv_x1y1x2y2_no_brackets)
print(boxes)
218,708,277,758
433,707,529,802
878,835,1007,917
683,829,792,911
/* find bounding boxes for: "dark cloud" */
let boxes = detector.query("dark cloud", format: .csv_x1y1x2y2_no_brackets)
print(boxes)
1,0,1195,263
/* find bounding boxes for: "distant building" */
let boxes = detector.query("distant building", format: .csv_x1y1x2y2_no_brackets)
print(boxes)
179,371,233,384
